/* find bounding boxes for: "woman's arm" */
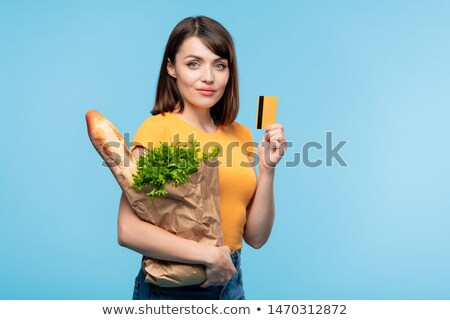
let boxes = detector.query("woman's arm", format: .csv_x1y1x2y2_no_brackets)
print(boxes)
117,146,235,286
244,124,287,249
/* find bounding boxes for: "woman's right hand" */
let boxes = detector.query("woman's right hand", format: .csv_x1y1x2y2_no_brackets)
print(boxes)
200,245,236,287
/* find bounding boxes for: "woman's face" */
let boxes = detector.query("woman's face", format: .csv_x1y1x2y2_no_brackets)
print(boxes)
167,36,229,112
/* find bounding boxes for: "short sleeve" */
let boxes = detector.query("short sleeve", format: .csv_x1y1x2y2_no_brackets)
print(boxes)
130,116,168,152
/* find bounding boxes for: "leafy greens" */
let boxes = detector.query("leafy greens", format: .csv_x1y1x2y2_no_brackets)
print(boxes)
132,140,221,198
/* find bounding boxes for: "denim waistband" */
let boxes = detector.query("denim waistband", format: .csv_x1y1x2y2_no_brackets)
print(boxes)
230,249,241,268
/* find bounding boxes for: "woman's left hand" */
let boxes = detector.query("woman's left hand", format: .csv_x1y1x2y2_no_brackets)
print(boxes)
258,124,287,171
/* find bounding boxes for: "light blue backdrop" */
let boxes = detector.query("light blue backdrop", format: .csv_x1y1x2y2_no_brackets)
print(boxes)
1,0,449,299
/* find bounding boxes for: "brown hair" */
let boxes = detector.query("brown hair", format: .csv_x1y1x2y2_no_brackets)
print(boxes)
152,16,239,126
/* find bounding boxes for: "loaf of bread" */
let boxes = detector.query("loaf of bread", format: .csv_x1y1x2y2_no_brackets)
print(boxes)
86,109,136,188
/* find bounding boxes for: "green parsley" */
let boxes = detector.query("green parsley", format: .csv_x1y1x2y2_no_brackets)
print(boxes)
132,140,221,198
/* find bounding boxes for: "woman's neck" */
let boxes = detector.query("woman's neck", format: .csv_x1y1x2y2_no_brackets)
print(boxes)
174,103,217,133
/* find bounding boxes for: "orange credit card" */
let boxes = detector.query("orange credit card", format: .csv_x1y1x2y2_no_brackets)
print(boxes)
256,96,278,129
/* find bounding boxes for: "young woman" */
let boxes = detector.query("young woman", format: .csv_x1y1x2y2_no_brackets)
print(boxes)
117,16,287,300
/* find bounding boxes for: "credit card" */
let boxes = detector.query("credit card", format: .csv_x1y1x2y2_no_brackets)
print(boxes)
256,96,278,129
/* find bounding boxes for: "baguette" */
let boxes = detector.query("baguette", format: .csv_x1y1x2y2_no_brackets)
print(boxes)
86,109,137,188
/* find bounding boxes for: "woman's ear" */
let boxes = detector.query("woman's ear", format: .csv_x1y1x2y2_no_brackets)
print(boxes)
167,59,176,78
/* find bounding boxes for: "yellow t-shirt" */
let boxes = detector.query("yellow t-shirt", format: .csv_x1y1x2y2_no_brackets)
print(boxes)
131,112,258,252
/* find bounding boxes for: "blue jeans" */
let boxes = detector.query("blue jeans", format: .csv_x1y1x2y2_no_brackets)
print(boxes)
132,250,245,300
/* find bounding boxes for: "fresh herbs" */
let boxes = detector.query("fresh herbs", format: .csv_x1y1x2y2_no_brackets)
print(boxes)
132,140,221,198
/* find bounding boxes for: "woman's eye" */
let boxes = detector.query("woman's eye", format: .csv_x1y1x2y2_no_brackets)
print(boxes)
187,62,200,68
214,64,226,71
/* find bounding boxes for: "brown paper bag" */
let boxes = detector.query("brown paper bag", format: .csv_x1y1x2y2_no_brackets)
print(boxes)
86,110,223,287
127,159,223,287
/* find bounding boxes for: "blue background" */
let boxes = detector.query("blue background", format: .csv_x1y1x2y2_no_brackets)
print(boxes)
1,0,449,299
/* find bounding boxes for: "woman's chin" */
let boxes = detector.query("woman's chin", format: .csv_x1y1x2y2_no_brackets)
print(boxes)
187,101,219,111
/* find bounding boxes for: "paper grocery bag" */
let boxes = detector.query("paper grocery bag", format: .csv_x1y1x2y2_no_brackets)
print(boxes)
86,110,223,287
126,159,223,287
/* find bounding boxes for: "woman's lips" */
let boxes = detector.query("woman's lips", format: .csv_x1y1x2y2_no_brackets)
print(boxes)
196,89,216,96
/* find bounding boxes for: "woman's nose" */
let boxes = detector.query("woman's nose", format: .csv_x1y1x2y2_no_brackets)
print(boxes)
201,66,214,83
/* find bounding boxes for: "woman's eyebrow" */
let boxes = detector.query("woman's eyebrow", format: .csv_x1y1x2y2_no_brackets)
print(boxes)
184,55,202,60
183,55,226,62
